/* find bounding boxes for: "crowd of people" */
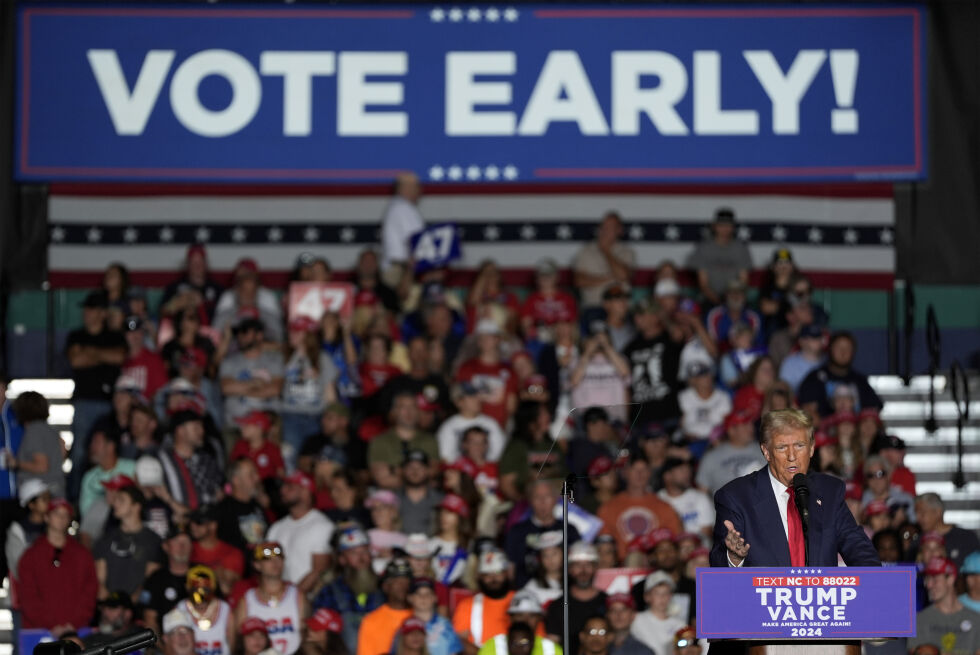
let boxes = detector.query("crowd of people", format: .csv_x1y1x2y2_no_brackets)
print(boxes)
1,176,979,655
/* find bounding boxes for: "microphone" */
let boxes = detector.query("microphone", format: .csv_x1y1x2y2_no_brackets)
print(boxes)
792,473,810,532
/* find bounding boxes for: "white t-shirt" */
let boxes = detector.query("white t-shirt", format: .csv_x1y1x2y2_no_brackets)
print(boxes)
630,610,686,655
244,585,303,655
266,509,335,585
436,413,507,462
381,197,425,269
678,387,731,440
657,487,715,537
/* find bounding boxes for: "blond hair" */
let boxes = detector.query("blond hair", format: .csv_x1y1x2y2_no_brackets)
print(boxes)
760,408,814,446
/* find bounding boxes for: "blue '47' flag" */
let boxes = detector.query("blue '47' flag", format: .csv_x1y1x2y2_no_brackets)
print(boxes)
411,223,462,273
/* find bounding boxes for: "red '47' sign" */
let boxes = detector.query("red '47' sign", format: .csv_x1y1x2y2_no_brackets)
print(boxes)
288,282,355,322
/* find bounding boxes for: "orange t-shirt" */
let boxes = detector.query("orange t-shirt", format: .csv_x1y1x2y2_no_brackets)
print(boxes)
597,492,683,558
356,604,413,655
452,591,515,646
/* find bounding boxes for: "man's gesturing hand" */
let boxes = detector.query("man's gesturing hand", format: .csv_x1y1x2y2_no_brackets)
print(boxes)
724,519,750,566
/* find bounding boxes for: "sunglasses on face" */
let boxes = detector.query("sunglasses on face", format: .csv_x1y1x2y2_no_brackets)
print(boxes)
254,546,283,560
676,639,696,648
866,470,887,479
586,629,608,636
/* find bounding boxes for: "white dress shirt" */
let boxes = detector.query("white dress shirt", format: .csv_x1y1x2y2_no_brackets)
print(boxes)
727,466,792,567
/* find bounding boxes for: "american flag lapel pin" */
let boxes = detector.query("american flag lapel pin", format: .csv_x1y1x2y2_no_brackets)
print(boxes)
816,499,822,506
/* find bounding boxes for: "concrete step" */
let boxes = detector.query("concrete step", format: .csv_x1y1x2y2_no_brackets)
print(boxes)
903,452,980,473
879,400,980,422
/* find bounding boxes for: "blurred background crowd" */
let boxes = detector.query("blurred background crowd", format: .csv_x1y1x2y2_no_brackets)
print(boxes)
1,176,979,655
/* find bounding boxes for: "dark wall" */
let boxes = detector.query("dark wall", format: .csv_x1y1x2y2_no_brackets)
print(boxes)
895,1,980,283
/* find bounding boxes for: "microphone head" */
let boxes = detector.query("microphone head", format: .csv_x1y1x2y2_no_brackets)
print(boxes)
792,473,808,491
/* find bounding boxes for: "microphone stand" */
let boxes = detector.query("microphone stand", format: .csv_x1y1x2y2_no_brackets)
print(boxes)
796,496,810,567
561,473,576,653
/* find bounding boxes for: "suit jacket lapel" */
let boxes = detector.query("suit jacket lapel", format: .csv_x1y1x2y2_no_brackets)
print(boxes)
754,467,792,567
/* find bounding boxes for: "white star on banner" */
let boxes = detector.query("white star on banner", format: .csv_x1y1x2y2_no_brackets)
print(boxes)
447,165,463,181
484,165,500,181
844,228,858,244
159,226,174,243
303,227,320,243
628,224,645,241
664,224,680,241
267,227,283,243
339,227,356,243
879,228,894,245
504,6,519,21
123,227,139,243
429,165,445,181
195,226,211,243
737,225,752,241
429,7,445,21
484,225,500,241
231,227,247,243
50,226,66,243
520,224,537,240
556,224,573,240
466,165,482,181
771,225,787,242
86,226,102,243
448,7,464,22
817,569,822,574
485,7,501,21
503,165,519,180
807,227,823,243
467,7,482,21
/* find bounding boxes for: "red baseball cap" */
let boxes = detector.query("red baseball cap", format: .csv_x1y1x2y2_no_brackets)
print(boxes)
674,532,701,545
832,411,857,425
445,458,478,478
235,258,258,275
289,315,319,333
606,593,635,610
101,474,137,491
648,528,675,549
814,431,838,449
236,410,272,432
924,557,957,577
864,500,889,517
187,243,207,259
587,455,614,478
439,493,470,518
283,471,315,493
47,497,74,517
844,481,862,501
858,408,882,425
416,393,440,413
686,546,710,562
400,617,426,635
920,531,946,547
240,617,268,636
725,409,756,429
306,608,343,633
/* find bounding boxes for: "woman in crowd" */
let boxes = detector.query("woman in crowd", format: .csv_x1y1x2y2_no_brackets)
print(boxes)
320,311,361,404
758,249,798,334
11,392,66,498
520,530,563,606
102,263,130,307
430,494,473,585
732,355,777,417
281,316,338,468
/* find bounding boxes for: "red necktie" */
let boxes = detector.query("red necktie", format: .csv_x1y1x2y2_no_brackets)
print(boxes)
786,486,806,567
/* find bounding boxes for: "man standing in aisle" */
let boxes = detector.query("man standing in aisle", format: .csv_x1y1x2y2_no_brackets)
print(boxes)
381,172,425,287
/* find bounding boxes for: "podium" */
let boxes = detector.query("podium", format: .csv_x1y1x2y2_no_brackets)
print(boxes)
696,567,916,655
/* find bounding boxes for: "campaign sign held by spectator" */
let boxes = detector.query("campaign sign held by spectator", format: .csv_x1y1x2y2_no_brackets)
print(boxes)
595,568,653,595
696,567,917,639
410,223,462,273
288,282,354,321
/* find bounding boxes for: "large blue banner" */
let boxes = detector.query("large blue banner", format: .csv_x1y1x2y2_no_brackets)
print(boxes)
16,5,926,183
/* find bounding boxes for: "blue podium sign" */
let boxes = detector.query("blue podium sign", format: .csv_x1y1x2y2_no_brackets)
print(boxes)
696,567,916,640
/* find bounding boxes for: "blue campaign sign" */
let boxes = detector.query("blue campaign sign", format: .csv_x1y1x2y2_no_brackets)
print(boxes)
696,566,917,640
410,223,462,273
16,5,926,183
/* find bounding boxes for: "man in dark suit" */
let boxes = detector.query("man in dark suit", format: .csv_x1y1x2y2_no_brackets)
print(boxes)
710,408,880,568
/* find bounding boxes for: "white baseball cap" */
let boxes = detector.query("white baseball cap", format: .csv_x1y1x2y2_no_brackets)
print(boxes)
18,479,50,507
654,279,681,298
508,591,543,615
644,570,676,592
403,534,438,559
568,542,599,563
135,455,164,487
478,549,509,575
162,609,194,634
475,319,501,336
